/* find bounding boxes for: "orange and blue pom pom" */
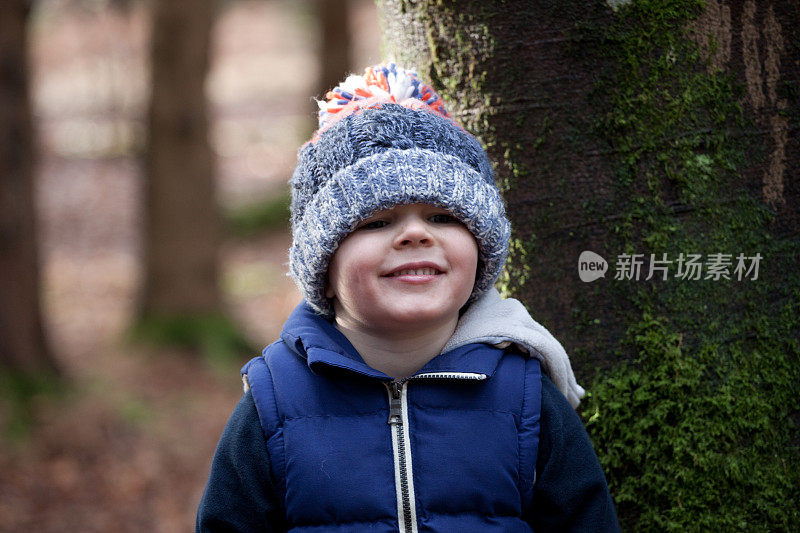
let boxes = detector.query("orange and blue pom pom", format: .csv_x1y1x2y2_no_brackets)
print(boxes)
316,63,451,131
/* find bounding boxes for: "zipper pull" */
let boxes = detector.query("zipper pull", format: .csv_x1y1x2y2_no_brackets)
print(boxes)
388,381,402,425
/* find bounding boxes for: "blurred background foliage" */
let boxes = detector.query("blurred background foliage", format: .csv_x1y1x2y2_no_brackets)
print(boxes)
0,0,378,529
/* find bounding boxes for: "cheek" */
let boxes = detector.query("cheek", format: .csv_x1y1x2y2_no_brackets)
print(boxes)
325,251,344,299
324,240,377,299
466,253,480,291
451,233,480,293
461,236,480,273
324,273,336,299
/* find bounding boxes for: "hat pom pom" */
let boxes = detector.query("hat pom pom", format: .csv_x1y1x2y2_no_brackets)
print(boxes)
315,63,450,132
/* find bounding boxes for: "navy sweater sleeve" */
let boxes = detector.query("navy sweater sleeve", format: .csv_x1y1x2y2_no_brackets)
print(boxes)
196,390,287,532
526,375,620,532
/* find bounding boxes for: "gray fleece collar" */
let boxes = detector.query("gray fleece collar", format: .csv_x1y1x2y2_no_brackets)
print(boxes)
444,288,585,408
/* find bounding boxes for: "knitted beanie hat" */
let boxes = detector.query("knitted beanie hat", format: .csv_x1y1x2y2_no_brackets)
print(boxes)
289,63,511,316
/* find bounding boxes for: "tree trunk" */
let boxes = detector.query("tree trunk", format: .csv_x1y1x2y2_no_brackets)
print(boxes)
316,0,352,98
378,0,799,528
141,0,221,318
0,0,59,376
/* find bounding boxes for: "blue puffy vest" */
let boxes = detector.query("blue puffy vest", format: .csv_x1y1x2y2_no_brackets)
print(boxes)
242,303,542,532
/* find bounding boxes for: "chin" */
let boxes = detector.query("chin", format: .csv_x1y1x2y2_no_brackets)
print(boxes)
379,301,463,328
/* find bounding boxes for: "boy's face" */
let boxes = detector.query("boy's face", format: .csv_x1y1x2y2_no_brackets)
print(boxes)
325,203,478,335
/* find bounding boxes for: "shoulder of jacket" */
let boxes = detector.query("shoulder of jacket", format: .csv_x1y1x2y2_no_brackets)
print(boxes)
240,339,301,430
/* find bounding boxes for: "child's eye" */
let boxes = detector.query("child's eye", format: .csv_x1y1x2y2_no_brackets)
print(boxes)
357,219,388,230
429,213,458,224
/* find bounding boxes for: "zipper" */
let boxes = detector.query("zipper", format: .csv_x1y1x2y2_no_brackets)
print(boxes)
387,379,416,533
385,372,486,533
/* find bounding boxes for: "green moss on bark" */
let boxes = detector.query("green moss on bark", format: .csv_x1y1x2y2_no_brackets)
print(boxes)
379,1,800,527
586,309,800,530
580,0,800,529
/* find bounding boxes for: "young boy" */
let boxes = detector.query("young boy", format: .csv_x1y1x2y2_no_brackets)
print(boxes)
197,64,619,532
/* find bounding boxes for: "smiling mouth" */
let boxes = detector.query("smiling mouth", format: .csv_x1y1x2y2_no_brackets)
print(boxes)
386,267,443,277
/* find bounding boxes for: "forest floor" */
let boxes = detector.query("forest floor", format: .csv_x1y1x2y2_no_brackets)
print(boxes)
0,1,378,531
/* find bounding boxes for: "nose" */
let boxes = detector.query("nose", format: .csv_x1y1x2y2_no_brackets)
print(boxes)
394,215,433,248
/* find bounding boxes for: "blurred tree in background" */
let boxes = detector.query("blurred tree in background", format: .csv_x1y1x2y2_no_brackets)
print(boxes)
0,1,378,528
378,0,799,529
2,0,364,376
142,0,219,317
316,0,351,98
0,0,59,378
137,0,251,358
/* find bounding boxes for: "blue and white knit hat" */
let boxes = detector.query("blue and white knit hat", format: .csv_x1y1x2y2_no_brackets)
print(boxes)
289,63,511,316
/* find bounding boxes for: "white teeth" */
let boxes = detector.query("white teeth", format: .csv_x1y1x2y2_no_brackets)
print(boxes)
391,267,440,276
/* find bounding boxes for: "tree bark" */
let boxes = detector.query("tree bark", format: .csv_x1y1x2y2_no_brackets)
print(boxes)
378,0,799,528
377,0,626,371
378,0,798,372
0,0,59,375
316,0,352,98
141,0,221,318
